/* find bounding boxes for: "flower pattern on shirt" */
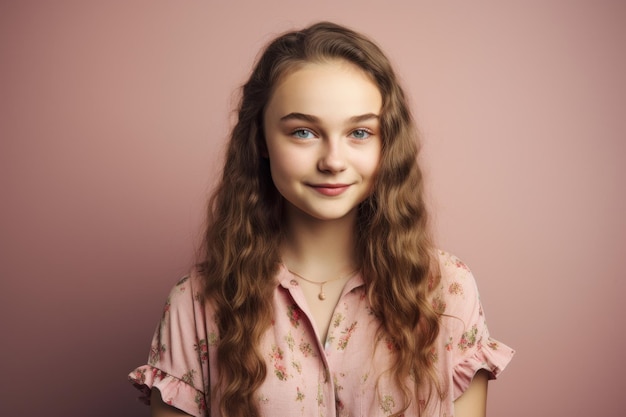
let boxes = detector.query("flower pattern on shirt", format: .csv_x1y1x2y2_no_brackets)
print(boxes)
431,295,447,314
332,312,345,328
337,322,357,350
457,325,479,351
448,282,463,295
270,345,289,381
194,339,208,363
128,251,514,417
288,304,303,328
380,395,396,415
299,340,314,357
296,386,305,401
148,343,166,366
182,369,197,388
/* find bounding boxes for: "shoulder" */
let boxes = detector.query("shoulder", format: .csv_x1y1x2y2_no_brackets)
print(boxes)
436,251,477,287
430,250,481,319
164,271,205,305
172,270,204,295
160,270,215,325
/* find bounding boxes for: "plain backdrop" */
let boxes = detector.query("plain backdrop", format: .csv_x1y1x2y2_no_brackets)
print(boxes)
1,1,624,416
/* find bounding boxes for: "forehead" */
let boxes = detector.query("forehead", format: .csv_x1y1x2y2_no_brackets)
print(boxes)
265,60,382,122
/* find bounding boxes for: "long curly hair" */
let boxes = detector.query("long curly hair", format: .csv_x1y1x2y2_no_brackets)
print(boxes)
197,21,441,417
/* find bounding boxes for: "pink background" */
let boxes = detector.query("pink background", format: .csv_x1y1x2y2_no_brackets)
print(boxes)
1,1,624,416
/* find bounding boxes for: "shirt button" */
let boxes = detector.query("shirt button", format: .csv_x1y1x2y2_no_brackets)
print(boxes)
290,279,298,286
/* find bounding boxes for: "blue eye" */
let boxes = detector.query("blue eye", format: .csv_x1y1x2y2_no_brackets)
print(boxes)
292,129,315,139
351,129,371,139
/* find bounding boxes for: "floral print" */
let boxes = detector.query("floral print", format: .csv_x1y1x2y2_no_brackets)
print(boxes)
380,394,396,415
296,386,305,401
194,391,207,413
431,295,447,314
182,369,197,388
458,325,479,351
337,322,357,350
288,304,303,328
299,341,314,357
444,336,454,352
448,282,464,295
270,345,289,381
148,343,166,366
194,339,208,363
128,251,514,417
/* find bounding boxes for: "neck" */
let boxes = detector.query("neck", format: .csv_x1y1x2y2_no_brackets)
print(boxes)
281,206,358,279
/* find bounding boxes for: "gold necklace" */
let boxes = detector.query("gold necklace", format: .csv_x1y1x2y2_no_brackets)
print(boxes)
287,267,359,300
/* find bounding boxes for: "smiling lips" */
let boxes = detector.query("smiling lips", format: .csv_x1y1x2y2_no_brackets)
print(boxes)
308,183,351,196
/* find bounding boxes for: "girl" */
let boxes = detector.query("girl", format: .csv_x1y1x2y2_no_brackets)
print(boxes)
129,21,514,417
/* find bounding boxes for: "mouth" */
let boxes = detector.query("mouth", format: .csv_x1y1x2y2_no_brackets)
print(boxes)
308,183,351,196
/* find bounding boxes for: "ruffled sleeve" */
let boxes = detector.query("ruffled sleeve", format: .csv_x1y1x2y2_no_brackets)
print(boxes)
435,252,515,401
128,274,210,416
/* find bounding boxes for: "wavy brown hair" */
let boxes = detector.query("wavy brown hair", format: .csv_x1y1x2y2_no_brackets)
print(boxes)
198,21,441,417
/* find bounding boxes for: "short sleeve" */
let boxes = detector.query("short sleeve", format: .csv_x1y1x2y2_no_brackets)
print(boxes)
128,274,210,417
435,252,515,400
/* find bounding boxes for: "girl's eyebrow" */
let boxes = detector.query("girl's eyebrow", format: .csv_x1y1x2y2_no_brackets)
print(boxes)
279,112,380,123
348,113,379,123
280,112,319,123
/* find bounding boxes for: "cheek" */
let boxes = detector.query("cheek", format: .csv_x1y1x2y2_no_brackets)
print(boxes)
358,148,382,178
268,149,305,181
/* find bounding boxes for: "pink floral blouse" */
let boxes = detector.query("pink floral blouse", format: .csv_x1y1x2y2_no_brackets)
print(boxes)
129,251,514,416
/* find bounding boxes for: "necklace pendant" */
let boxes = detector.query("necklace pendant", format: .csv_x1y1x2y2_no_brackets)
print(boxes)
318,292,326,300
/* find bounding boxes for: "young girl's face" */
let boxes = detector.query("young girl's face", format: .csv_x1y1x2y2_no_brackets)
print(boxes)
263,60,382,223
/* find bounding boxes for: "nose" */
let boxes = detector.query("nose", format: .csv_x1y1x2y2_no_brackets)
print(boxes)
317,138,347,173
